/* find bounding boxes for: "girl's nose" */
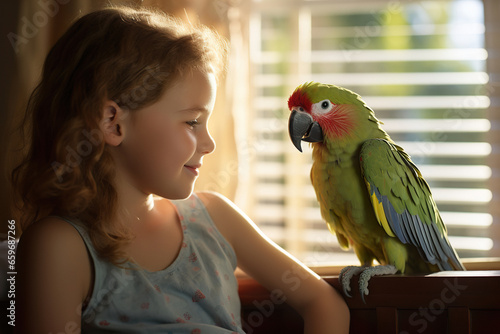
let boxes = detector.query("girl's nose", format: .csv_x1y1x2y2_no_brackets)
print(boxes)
199,128,216,155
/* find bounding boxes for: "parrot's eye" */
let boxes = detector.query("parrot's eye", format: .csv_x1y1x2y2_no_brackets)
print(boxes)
311,99,333,115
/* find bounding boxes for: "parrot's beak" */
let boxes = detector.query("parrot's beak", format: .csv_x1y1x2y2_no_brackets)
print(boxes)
288,109,324,152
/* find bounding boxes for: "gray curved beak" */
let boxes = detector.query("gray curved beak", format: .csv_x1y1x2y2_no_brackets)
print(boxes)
288,110,323,152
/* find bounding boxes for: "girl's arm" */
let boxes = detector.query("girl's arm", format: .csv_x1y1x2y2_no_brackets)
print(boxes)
15,218,91,334
198,192,350,334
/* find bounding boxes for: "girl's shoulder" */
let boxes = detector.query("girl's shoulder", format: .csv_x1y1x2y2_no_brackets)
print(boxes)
17,217,92,299
195,191,252,252
18,216,87,253
15,217,93,331
195,191,234,213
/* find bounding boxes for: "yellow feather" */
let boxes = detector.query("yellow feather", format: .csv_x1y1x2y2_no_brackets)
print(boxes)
370,191,396,238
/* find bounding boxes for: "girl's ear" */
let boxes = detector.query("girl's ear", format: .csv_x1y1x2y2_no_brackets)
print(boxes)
100,100,127,146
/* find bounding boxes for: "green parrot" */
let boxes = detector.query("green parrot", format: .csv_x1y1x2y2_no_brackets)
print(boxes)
287,82,465,300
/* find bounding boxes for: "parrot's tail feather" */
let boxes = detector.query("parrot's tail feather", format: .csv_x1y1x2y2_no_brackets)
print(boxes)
430,224,466,271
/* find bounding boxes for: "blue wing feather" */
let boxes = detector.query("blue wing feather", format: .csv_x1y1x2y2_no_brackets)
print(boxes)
381,195,407,244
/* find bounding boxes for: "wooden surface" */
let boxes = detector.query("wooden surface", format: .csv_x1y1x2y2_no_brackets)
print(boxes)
238,271,500,334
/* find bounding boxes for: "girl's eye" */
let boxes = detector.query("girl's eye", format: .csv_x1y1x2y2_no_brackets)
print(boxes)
186,119,199,127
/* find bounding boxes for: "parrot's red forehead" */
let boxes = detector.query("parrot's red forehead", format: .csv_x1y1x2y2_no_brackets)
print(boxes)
288,89,312,112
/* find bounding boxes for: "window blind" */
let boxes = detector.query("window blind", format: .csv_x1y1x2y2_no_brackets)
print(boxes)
241,0,495,265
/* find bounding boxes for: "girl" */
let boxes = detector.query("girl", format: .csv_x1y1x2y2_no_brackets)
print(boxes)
12,6,349,334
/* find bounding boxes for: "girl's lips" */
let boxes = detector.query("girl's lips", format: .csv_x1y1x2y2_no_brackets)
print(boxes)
184,165,200,176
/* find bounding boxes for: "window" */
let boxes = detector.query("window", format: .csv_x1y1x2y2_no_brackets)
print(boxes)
233,0,498,266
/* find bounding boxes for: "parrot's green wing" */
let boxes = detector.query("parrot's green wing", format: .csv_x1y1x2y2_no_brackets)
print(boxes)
360,139,464,271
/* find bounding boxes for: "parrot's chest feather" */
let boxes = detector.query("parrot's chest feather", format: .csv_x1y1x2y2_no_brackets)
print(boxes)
311,136,359,171
312,143,363,214
310,139,385,245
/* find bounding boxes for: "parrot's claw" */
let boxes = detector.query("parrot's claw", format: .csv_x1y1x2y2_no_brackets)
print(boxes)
358,265,398,303
339,264,398,302
338,265,366,297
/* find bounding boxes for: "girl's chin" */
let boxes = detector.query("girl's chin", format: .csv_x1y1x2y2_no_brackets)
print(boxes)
155,184,195,201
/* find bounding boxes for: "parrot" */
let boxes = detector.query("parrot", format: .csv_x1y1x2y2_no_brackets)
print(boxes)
287,81,465,301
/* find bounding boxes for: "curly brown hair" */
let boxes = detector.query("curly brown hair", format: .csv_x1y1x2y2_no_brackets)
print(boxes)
11,5,228,265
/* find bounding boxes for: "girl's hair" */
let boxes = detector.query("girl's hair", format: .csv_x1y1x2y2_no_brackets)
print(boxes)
12,5,228,265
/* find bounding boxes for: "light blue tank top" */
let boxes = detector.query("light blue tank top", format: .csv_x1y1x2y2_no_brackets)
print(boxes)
64,194,244,333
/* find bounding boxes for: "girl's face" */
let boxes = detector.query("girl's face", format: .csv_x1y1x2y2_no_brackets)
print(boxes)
117,69,217,199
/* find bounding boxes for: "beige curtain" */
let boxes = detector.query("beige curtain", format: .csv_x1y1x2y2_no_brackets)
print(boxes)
2,0,240,236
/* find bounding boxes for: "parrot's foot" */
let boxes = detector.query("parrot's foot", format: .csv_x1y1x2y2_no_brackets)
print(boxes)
339,264,398,302
338,265,367,297
358,265,398,303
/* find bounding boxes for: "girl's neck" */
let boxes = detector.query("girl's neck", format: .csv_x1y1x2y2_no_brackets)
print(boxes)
118,194,156,224
113,175,159,229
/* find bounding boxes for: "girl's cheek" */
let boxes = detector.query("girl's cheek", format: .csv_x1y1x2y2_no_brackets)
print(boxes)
186,132,198,150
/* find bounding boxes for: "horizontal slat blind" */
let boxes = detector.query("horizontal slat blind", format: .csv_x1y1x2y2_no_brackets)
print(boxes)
245,0,494,265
